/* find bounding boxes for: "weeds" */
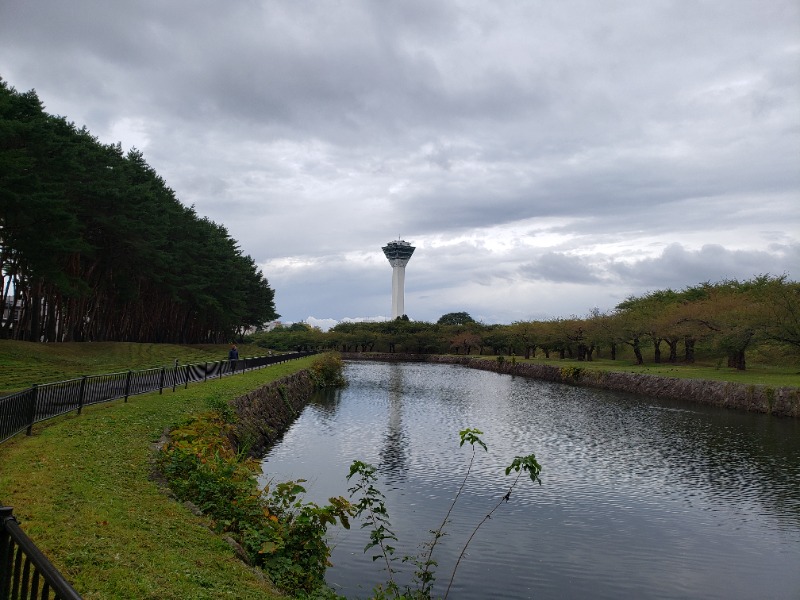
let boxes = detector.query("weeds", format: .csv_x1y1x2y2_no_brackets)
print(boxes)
158,408,353,595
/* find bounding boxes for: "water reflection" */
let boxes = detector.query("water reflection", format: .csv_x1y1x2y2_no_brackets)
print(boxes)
309,386,344,419
260,361,800,600
378,363,410,484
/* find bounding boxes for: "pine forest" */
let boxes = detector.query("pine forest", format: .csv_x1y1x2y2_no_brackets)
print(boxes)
0,79,278,343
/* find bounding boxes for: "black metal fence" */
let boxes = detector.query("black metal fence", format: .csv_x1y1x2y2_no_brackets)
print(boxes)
0,352,314,444
0,507,82,600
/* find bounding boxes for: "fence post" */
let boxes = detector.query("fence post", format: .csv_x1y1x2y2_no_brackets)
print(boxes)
124,370,132,402
172,363,178,392
204,362,208,382
159,368,165,395
25,385,39,436
0,505,12,598
77,375,87,415
185,365,190,389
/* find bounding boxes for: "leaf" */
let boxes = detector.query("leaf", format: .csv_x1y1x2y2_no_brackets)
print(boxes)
505,454,543,484
459,427,487,451
259,540,279,554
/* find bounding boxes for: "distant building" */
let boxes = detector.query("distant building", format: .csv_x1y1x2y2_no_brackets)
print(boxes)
382,239,415,319
264,320,282,332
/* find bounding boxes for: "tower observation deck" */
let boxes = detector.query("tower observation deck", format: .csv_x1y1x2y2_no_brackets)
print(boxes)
382,240,415,319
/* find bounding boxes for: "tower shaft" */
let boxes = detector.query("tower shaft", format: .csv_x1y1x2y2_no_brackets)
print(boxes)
391,264,406,319
382,239,415,320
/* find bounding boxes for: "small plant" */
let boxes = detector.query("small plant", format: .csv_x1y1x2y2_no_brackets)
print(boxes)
764,386,775,413
347,461,401,596
559,366,582,381
277,384,297,415
347,428,542,599
310,352,348,387
444,452,541,599
252,479,353,591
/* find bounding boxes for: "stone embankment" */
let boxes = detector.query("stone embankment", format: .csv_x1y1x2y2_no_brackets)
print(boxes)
341,353,800,418
229,370,317,456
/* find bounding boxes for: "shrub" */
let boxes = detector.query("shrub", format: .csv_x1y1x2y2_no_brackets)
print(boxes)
309,352,347,388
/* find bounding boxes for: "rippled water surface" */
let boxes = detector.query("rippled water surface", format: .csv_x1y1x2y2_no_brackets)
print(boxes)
258,361,800,599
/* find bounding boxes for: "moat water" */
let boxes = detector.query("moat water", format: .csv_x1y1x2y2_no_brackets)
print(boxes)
258,361,800,599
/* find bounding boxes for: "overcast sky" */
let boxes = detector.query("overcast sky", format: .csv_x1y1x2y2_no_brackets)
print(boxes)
2,1,798,329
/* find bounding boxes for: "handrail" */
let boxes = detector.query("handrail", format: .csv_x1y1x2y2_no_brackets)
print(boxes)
0,506,82,600
0,352,316,444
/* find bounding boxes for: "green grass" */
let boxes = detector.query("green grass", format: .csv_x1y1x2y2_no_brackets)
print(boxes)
0,340,264,395
466,355,800,388
0,357,318,600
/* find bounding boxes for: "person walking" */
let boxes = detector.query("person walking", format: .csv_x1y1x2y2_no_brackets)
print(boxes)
228,344,239,374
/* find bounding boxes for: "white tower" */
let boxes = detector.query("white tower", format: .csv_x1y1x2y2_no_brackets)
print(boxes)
382,239,415,319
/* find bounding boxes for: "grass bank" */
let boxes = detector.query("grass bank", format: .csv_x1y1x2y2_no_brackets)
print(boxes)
0,340,263,395
0,356,318,599
460,354,800,388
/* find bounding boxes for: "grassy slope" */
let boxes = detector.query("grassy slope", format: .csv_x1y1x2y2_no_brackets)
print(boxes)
0,354,319,600
0,340,263,394
476,355,800,388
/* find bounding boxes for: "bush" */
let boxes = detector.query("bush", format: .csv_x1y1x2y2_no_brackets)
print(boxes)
309,352,347,388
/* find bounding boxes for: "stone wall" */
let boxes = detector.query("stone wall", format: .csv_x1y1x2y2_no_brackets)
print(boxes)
341,353,800,418
229,370,317,457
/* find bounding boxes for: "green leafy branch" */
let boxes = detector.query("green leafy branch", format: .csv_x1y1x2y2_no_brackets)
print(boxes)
443,452,541,599
347,460,401,595
412,428,487,595
347,428,543,600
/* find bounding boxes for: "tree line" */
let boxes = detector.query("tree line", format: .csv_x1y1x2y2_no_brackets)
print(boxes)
252,275,799,371
0,79,278,342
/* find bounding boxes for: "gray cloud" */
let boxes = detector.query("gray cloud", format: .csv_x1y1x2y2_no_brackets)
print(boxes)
1,0,797,324
607,243,800,290
520,253,607,285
